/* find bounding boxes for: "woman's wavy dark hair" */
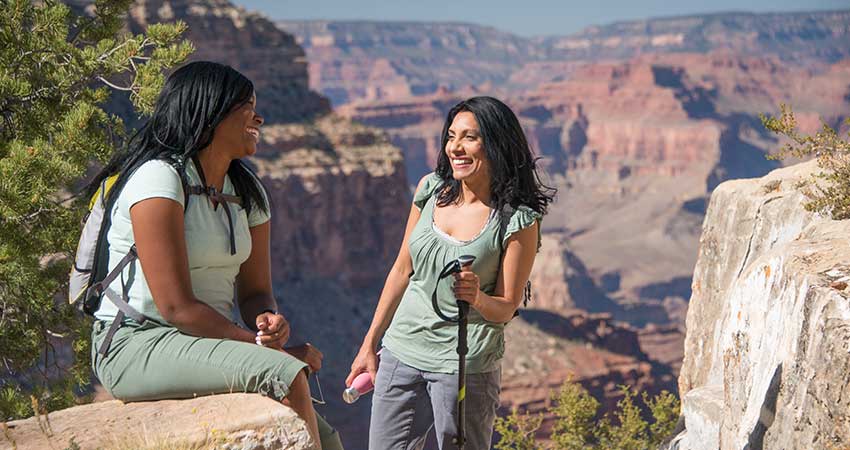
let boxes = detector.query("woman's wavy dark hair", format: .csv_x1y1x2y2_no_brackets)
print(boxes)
87,61,268,215
435,96,555,215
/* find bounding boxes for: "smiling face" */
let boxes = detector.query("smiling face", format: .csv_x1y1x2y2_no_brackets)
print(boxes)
214,92,263,158
445,111,490,183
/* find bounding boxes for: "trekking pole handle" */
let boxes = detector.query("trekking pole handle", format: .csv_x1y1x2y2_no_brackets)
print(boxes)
456,254,475,268
432,255,477,322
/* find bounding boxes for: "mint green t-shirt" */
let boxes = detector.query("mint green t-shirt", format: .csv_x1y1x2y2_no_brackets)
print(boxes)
382,172,542,374
94,159,270,324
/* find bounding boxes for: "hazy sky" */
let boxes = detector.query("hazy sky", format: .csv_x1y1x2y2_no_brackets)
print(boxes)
230,0,848,37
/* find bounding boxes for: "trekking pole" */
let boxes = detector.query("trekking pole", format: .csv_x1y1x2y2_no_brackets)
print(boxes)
432,254,476,450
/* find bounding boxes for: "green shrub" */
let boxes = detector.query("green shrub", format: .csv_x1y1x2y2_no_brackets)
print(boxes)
496,380,681,449
761,104,850,219
550,379,599,449
494,407,544,450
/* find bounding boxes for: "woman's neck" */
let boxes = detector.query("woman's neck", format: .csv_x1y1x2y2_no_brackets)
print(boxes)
459,175,491,207
196,144,231,190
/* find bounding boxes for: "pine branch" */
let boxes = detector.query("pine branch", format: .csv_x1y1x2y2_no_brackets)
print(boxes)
95,76,134,91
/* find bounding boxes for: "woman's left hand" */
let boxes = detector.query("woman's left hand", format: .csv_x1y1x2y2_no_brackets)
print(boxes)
453,266,481,307
285,343,324,373
255,312,290,349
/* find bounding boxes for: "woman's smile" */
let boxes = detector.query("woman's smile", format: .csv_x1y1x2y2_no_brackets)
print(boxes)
246,126,260,142
451,157,473,168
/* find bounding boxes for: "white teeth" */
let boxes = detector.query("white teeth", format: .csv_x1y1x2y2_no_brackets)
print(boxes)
247,128,260,139
453,159,471,165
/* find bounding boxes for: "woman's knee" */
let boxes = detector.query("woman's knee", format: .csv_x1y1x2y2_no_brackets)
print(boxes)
287,369,310,399
249,349,309,401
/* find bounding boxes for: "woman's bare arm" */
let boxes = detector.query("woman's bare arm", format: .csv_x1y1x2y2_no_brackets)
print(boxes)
235,221,293,349
236,221,276,325
130,197,255,343
346,175,428,385
361,204,420,351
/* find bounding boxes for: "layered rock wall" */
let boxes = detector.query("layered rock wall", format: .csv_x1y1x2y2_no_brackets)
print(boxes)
248,116,408,450
281,11,850,106
535,10,850,63
251,115,408,288
126,0,330,122
278,20,541,105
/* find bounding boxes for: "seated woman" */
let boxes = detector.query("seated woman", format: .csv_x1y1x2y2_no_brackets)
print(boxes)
347,96,556,449
88,61,341,449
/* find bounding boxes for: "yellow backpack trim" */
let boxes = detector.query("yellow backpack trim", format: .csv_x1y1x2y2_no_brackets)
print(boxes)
89,174,120,210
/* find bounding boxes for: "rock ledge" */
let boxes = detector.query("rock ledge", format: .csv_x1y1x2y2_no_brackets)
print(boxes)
2,393,314,450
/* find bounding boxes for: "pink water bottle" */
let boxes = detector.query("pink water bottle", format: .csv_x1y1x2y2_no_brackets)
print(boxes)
343,372,374,404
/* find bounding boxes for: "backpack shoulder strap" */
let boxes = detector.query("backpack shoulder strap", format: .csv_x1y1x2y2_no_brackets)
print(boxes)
164,156,192,211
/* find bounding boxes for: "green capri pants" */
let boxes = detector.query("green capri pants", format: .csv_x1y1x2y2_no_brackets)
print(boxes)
91,320,343,449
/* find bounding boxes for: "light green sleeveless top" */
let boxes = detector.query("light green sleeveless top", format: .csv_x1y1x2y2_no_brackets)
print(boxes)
382,173,542,374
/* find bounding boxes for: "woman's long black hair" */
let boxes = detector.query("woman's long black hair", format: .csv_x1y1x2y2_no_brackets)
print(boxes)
435,96,555,215
87,61,268,216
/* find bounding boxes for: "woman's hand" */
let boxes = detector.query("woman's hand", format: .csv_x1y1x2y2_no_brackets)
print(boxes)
285,343,323,373
346,345,379,387
255,312,290,349
452,265,481,307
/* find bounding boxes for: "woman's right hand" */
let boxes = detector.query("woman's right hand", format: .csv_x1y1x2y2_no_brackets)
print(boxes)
346,344,379,387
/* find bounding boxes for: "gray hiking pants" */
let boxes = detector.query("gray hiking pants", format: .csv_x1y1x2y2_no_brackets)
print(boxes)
369,348,501,450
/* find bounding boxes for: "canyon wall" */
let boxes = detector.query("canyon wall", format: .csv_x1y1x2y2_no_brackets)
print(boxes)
282,11,850,107
125,0,330,123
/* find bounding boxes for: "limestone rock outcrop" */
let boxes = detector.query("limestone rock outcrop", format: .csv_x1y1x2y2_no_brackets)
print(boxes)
529,232,622,315
674,159,850,449
335,88,469,182
2,394,314,450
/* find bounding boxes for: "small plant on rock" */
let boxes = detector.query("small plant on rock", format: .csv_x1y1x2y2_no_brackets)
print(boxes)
761,104,850,219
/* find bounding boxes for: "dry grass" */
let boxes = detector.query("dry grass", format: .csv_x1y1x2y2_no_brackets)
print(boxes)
92,423,229,450
97,432,225,450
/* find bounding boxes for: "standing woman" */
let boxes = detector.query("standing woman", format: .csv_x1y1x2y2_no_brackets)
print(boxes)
347,96,555,449
88,61,341,449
